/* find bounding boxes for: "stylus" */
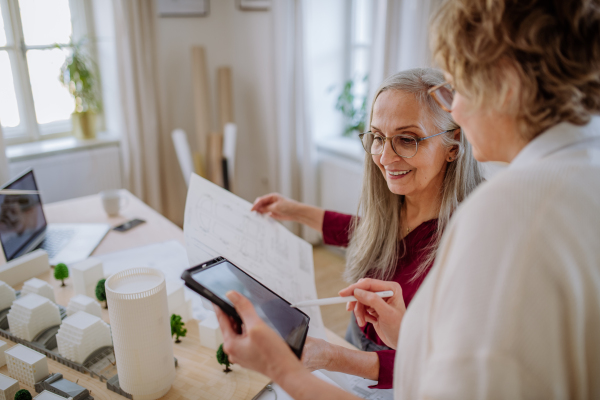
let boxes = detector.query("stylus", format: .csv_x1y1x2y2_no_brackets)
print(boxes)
290,290,394,308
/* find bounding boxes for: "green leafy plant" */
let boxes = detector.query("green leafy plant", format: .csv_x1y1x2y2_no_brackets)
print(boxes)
54,263,69,287
216,343,232,373
95,278,107,308
333,75,368,137
170,314,187,343
57,39,101,114
14,389,32,400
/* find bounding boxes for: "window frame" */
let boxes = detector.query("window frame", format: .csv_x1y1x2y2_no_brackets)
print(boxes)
0,0,97,145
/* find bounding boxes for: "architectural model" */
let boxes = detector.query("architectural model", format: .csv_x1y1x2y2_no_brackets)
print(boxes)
56,311,112,364
33,391,67,400
66,295,102,318
0,373,19,400
34,373,93,400
71,258,104,299
5,344,49,387
7,294,61,341
20,278,55,303
0,282,16,312
0,340,8,367
198,313,222,350
106,268,175,400
166,281,192,322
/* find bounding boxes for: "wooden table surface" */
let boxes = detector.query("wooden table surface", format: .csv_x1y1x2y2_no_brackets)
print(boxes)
0,191,353,400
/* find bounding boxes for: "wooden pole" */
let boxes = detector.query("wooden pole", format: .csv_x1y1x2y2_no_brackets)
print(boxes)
217,67,234,132
191,46,212,177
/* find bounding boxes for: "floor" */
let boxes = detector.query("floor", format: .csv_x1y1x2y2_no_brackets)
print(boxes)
312,245,351,338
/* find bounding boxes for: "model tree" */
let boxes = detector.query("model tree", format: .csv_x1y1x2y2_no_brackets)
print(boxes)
96,278,107,308
170,314,187,343
14,389,32,400
216,343,232,373
54,263,69,286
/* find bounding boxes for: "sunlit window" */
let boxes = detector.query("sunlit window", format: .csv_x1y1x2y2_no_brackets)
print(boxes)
0,0,93,143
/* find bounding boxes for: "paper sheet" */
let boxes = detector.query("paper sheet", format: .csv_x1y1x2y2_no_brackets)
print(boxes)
256,371,394,400
183,174,326,339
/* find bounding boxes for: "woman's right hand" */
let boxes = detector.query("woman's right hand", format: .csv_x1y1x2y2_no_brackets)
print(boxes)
251,193,300,222
339,278,406,349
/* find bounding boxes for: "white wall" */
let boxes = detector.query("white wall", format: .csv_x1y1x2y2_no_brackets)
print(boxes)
155,1,276,210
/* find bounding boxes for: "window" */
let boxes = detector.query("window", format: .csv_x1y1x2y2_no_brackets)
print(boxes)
304,0,373,141
0,0,93,144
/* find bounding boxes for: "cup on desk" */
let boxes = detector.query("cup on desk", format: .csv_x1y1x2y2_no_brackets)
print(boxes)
100,190,128,216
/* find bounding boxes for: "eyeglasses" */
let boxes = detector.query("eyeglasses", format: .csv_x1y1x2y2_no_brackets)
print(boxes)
428,82,454,112
359,130,452,158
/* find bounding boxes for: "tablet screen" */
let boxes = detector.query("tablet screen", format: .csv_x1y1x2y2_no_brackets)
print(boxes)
190,260,309,355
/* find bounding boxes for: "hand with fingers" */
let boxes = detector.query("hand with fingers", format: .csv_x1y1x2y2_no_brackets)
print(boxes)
214,291,303,380
251,193,325,232
251,193,301,221
340,278,406,349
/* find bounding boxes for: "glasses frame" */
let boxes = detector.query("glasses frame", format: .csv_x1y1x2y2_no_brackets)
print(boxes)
428,82,454,112
359,130,454,158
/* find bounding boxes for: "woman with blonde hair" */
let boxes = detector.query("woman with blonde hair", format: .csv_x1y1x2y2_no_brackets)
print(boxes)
216,1,600,397
251,67,482,387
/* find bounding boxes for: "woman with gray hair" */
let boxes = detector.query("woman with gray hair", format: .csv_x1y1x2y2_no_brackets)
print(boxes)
251,67,482,388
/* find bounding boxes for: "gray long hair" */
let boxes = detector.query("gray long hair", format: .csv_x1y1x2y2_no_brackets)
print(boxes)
344,68,483,283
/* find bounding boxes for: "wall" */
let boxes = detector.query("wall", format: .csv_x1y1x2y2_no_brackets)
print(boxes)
156,1,276,222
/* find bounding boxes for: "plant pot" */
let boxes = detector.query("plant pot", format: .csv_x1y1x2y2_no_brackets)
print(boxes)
72,111,97,140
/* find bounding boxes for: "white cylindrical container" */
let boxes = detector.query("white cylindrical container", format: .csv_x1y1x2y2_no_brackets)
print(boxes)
106,268,175,400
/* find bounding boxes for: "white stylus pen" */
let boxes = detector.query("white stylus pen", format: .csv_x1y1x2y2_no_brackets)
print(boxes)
290,290,394,308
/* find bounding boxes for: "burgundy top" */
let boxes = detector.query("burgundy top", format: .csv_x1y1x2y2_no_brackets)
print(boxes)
322,211,438,389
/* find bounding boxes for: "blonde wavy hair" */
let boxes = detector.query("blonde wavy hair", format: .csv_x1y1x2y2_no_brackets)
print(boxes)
431,0,600,139
344,68,483,283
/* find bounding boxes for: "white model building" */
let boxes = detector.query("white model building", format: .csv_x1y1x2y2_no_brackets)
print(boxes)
0,340,8,367
66,294,102,318
71,258,104,299
20,278,55,302
0,373,19,400
166,281,192,322
7,293,61,341
106,268,175,400
56,311,112,364
5,344,49,387
198,312,223,350
0,282,16,312
33,391,66,400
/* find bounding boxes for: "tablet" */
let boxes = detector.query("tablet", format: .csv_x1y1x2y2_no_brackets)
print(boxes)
181,257,310,358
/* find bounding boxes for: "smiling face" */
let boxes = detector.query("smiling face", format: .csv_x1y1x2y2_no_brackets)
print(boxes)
370,90,456,200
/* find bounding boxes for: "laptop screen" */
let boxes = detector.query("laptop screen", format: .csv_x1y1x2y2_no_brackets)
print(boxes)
0,170,47,261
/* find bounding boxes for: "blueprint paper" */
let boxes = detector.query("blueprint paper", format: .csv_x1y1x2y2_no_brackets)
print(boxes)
95,240,212,321
256,371,393,400
183,174,326,339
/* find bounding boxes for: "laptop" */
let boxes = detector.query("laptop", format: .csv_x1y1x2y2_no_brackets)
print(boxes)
0,169,110,265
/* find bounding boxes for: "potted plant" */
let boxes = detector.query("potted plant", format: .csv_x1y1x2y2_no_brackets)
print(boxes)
58,39,101,140
333,75,368,137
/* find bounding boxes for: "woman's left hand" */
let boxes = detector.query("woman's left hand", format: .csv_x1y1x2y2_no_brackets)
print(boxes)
214,291,303,381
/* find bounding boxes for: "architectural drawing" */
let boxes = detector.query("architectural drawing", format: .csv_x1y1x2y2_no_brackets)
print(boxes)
7,294,61,342
20,278,55,302
183,174,326,339
5,344,49,387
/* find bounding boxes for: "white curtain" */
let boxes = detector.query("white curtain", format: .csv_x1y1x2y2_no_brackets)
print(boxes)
0,125,9,184
112,0,165,213
368,0,442,103
271,1,319,243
